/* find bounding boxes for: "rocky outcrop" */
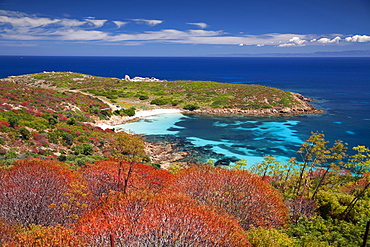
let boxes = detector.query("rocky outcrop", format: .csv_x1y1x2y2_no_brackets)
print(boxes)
144,141,189,169
123,75,167,82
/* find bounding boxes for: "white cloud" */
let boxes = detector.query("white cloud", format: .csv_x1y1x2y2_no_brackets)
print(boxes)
0,33,43,40
317,36,341,44
132,19,163,26
54,29,108,40
113,21,128,28
345,35,370,43
0,10,24,17
0,10,87,31
187,22,208,29
58,19,86,27
0,15,59,28
278,36,307,47
85,17,108,28
188,30,221,36
278,43,296,47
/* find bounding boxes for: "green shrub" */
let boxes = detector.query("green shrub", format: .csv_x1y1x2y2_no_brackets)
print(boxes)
150,97,170,106
62,133,74,146
58,154,67,162
66,117,76,125
139,95,149,100
286,216,366,247
113,108,136,117
21,119,49,131
72,145,84,155
183,104,200,111
246,227,299,247
19,127,31,140
106,95,118,100
76,136,89,143
47,133,59,144
122,108,135,117
81,143,94,155
171,99,181,106
47,116,58,125
8,116,19,128
5,150,18,159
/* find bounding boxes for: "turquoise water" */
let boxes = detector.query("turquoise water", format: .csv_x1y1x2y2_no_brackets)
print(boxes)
117,113,306,165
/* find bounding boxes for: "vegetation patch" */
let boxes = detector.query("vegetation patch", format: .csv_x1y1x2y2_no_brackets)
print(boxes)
2,72,314,113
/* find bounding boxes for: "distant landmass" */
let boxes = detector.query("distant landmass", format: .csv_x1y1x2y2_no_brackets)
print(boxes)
212,50,370,57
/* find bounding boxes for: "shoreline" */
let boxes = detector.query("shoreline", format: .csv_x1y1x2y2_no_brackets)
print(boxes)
93,92,323,130
93,108,183,129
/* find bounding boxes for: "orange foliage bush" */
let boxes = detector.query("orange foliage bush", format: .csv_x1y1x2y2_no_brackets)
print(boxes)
76,191,250,246
75,191,152,246
3,225,88,247
170,165,289,230
79,159,173,197
0,159,88,227
136,192,250,246
0,217,20,245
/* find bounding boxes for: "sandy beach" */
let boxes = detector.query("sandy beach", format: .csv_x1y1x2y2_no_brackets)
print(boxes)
93,108,183,130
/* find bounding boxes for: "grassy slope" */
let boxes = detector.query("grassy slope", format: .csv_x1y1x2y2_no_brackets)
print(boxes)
0,74,147,167
3,72,303,111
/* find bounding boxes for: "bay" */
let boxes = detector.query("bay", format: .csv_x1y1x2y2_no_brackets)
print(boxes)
1,56,369,165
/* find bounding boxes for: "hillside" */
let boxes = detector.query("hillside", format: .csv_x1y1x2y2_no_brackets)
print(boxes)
3,71,322,115
0,76,149,167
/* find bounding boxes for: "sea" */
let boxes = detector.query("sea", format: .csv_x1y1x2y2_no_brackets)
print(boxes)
1,56,369,165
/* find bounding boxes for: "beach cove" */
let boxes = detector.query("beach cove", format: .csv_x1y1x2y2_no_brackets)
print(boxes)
106,110,305,166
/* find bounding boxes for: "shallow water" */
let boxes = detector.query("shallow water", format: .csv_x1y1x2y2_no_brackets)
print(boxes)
117,113,309,165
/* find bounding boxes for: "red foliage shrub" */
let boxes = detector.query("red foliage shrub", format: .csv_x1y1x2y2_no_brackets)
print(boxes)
0,159,89,227
76,191,250,246
33,133,43,141
169,165,289,230
88,137,99,145
59,127,72,133
0,120,10,127
59,116,68,121
79,159,173,198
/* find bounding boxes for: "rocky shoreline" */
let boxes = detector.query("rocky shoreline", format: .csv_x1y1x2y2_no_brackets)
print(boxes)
144,141,190,169
191,93,323,116
92,93,322,128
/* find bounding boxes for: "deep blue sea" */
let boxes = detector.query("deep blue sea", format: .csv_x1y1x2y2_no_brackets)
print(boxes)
1,56,369,165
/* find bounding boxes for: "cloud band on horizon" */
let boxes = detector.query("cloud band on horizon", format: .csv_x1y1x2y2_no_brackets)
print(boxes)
0,10,369,48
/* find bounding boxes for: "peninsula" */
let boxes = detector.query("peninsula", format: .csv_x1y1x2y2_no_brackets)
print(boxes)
3,72,322,125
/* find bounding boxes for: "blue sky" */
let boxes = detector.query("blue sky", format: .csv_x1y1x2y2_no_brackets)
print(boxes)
0,0,370,56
